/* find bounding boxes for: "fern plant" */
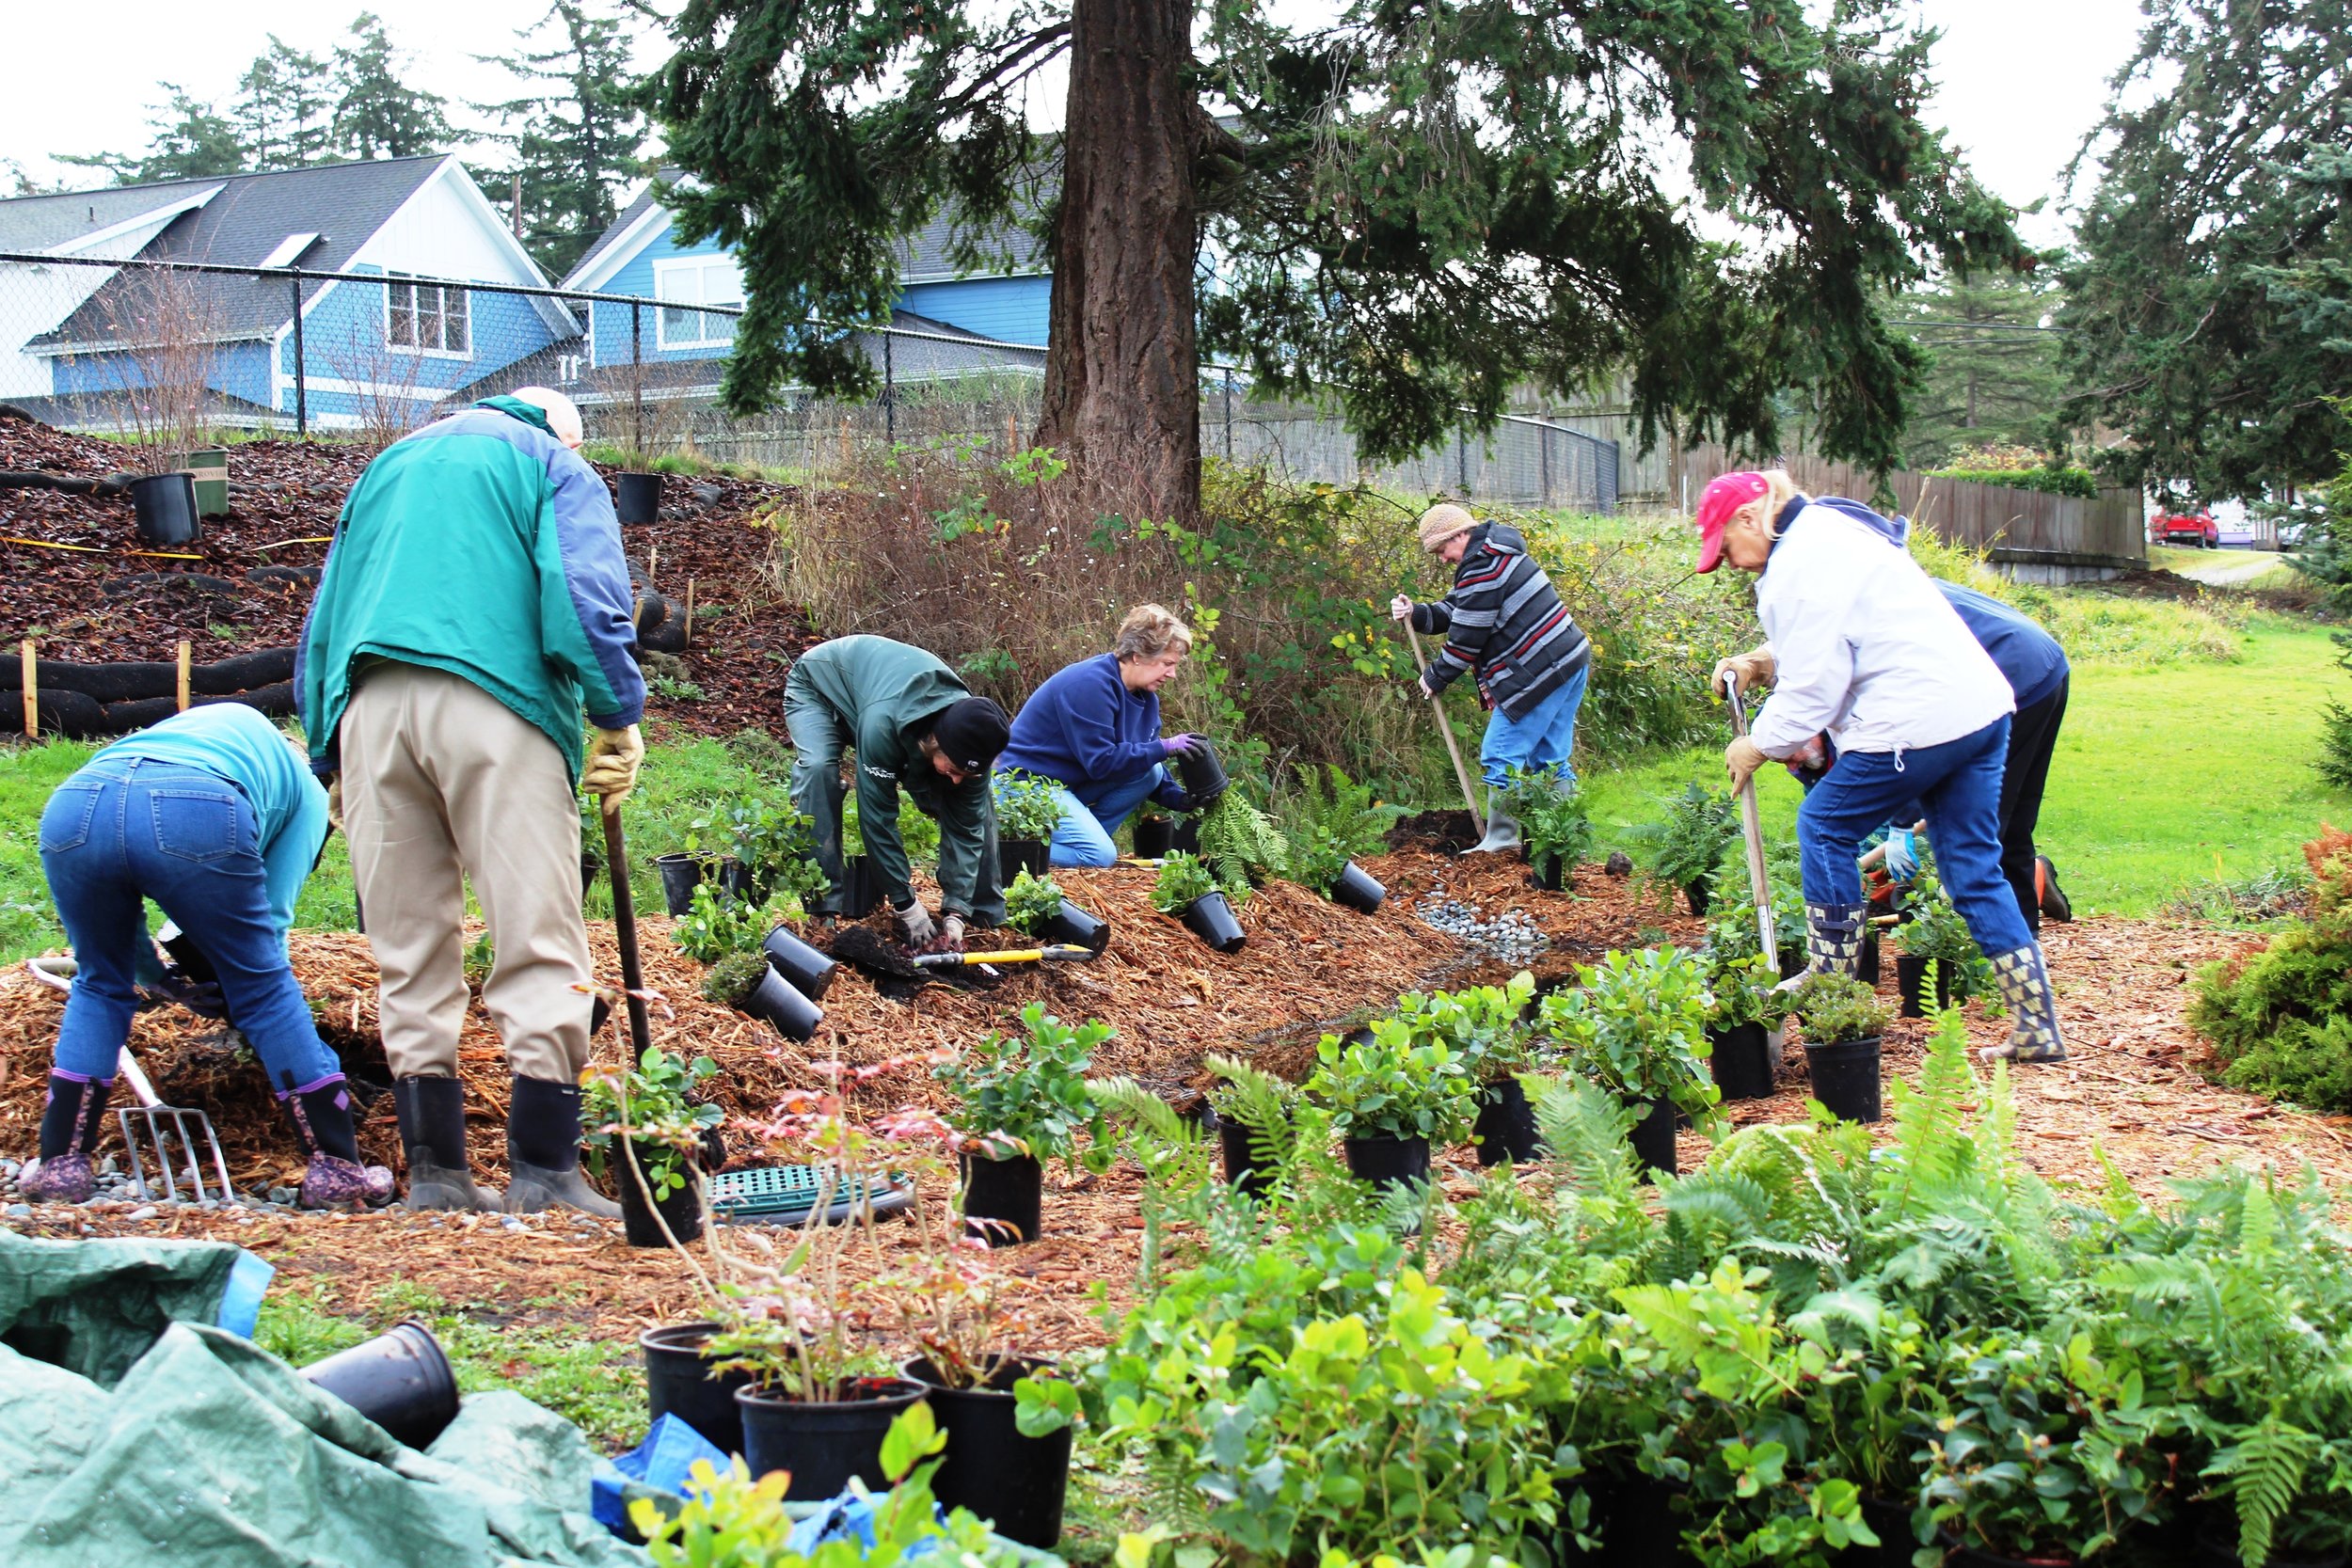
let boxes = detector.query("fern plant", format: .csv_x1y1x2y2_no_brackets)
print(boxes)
1194,788,1288,895
1086,1076,1216,1284
1628,782,1740,908
1283,763,1405,859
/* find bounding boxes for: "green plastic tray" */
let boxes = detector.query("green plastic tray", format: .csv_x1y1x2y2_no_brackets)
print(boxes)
707,1164,910,1227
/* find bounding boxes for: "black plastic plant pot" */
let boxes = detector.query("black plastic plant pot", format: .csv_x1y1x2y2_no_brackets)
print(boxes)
901,1355,1073,1548
718,858,768,905
1170,816,1201,854
616,471,663,525
580,851,600,896
1472,1078,1544,1166
298,1321,460,1450
1132,816,1173,858
1625,1096,1677,1179
1684,881,1711,917
656,852,717,917
745,965,824,1043
1805,1037,1884,1123
1530,852,1566,892
960,1152,1042,1246
1708,1022,1774,1101
1176,737,1229,801
999,840,1049,883
1328,861,1387,914
1343,1133,1431,1196
834,855,882,919
130,471,201,546
617,1146,706,1249
1180,891,1247,953
760,925,837,1000
1779,944,1808,981
1218,1118,1282,1200
1038,901,1109,954
1857,933,1881,986
1895,954,1951,1019
641,1322,753,1459
736,1377,930,1501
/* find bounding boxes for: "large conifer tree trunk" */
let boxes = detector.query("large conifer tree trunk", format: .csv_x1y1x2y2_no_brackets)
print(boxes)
1035,0,1200,523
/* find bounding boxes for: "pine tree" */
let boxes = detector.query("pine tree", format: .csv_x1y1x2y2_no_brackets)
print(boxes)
233,38,336,171
1895,272,2070,468
650,0,2026,525
476,0,649,277
330,12,453,162
56,87,247,185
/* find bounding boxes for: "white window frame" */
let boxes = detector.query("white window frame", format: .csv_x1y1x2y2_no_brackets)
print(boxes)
385,273,471,358
653,255,743,351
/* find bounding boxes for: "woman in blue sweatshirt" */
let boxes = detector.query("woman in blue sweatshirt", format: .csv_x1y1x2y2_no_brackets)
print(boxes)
995,605,1209,867
24,704,391,1209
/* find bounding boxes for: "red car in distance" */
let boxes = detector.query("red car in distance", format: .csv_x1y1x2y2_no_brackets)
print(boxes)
2154,508,2220,547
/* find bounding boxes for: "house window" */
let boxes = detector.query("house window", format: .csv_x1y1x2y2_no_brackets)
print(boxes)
387,274,470,356
655,257,743,350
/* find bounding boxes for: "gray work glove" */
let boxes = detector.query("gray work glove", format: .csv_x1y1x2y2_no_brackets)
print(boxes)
894,899,936,949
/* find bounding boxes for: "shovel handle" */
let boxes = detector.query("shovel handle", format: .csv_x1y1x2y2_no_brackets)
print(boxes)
601,807,653,1059
1722,678,1778,962
1403,624,1487,836
911,944,1092,968
116,1048,163,1110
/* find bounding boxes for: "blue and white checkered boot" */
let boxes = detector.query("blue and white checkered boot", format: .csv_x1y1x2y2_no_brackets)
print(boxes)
1774,902,1866,992
1981,945,2067,1064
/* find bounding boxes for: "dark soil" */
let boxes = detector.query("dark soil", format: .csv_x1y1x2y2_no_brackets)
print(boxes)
0,411,813,737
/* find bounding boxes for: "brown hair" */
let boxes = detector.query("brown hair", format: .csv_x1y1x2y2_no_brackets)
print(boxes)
1113,603,1194,662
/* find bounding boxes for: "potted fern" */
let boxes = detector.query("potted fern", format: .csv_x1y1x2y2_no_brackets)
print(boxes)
1893,872,1977,1017
1286,764,1401,912
993,770,1067,881
1630,783,1740,916
1788,971,1892,1122
1503,767,1594,891
1205,1052,1300,1200
1307,1022,1478,1196
932,1003,1113,1244
1696,916,1790,1101
1152,851,1244,952
1535,946,1720,1177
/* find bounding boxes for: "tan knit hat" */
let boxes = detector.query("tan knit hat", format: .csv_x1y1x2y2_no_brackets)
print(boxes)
1417,502,1476,553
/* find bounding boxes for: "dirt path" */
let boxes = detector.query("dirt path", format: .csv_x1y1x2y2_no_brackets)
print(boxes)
2173,549,2285,587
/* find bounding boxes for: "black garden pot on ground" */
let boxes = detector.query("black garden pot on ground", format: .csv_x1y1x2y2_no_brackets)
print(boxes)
1805,1037,1883,1123
760,925,836,1000
1684,880,1711,917
1219,1117,1282,1200
901,1356,1073,1548
1708,1022,1775,1101
130,471,201,546
743,966,823,1042
1038,901,1108,954
297,1322,459,1450
1530,851,1566,892
1857,933,1881,985
832,855,882,919
1472,1078,1543,1165
959,1152,1042,1245
1131,816,1173,858
717,858,767,904
1343,1133,1430,1196
616,471,663,524
1328,861,1387,914
1625,1096,1677,1178
1179,891,1246,953
616,1146,705,1248
1895,954,1952,1018
656,852,717,917
998,840,1049,884
1170,816,1201,855
641,1322,753,1458
736,1377,929,1501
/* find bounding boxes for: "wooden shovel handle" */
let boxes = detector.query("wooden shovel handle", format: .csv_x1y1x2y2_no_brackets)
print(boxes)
1402,624,1486,835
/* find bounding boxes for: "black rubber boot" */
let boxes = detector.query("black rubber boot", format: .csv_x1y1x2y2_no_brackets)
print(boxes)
505,1075,622,1218
392,1075,501,1212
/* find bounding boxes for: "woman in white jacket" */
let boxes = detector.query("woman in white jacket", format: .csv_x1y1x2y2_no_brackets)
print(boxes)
1693,468,2064,1064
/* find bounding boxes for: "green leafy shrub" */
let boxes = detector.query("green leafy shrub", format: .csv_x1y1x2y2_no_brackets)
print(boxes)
932,1002,1112,1171
1627,782,1739,907
1000,866,1065,935
1696,915,1791,1032
1502,766,1594,874
581,1046,723,1201
2191,827,2352,1110
674,882,776,962
1788,971,1894,1044
688,799,830,911
992,770,1069,842
1150,850,1220,914
1392,971,1538,1080
1285,824,1352,893
1308,1021,1479,1144
1928,465,2100,499
700,950,771,1009
1536,945,1721,1131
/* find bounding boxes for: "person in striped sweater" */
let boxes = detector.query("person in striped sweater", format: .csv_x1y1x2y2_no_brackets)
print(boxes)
1391,502,1593,853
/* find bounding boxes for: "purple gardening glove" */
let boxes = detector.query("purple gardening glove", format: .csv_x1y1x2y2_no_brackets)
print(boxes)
1164,734,1202,756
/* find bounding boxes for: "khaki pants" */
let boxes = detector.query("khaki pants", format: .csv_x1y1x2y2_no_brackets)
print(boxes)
341,662,591,1084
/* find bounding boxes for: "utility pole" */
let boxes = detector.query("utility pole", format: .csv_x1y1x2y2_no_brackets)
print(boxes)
511,173,524,240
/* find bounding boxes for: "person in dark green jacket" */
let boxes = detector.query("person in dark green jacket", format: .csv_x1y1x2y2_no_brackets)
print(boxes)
783,637,1010,949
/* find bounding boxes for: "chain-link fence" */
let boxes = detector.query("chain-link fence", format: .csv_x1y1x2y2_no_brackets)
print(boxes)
0,250,1618,512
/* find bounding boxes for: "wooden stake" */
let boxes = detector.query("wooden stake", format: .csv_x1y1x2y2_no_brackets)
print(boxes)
20,640,34,739
646,546,658,585
176,641,192,713
682,578,695,649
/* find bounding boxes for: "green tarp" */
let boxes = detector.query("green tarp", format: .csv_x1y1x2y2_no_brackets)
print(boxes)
0,1232,646,1568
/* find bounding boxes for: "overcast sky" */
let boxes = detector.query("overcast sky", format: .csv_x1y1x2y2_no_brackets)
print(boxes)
4,0,2148,248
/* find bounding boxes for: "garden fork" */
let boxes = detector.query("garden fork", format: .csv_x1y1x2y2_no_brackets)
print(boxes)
116,1046,237,1206
1719,676,1779,965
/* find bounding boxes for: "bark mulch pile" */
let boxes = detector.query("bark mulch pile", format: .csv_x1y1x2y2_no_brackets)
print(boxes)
0,412,810,736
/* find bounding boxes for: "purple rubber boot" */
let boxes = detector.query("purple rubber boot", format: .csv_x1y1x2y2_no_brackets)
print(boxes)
279,1073,394,1209
24,1072,112,1205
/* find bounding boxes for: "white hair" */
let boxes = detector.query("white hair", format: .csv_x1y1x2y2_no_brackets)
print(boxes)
508,386,585,449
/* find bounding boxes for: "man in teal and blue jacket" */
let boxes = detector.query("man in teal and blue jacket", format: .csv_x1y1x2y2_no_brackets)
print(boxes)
297,388,645,1217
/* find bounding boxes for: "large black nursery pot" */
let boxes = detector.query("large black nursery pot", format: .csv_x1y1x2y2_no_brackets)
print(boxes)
1131,816,1173,858
960,1152,1042,1245
1472,1078,1543,1165
1530,851,1566,892
1684,880,1711,917
1895,954,1951,1019
1343,1132,1430,1196
902,1356,1072,1549
736,1376,930,1501
1328,861,1387,914
1708,1022,1775,1101
1038,901,1109,954
1625,1096,1677,1178
744,965,824,1043
298,1321,460,1450
831,855,882,919
615,471,663,524
617,1145,705,1248
1218,1117,1283,1200
1180,891,1246,953
130,471,201,546
718,858,767,904
760,925,836,1000
1806,1036,1883,1123
999,839,1049,883
1176,737,1229,801
656,852,717,917
1856,933,1881,986
641,1322,754,1459
1779,944,1809,981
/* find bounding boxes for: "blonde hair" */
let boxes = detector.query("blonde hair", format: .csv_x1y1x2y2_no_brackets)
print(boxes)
1745,469,1805,538
1114,603,1194,662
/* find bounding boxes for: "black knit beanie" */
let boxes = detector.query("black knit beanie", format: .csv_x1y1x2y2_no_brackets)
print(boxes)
931,697,1010,772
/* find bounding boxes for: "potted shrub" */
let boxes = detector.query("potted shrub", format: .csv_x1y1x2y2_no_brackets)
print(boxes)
993,771,1067,882
1629,782,1740,916
710,1296,926,1503
1788,971,1893,1123
654,850,719,917
1696,916,1791,1101
1307,1022,1478,1196
1401,973,1543,1165
684,892,823,1042
1503,766,1594,891
1535,945,1721,1177
1001,865,1108,951
582,1046,725,1249
932,1002,1113,1245
1152,851,1244,952
1131,805,1174,858
1205,1051,1300,1200
1893,872,1977,1017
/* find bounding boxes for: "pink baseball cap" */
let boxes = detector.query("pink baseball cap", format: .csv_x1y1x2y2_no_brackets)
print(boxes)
1694,470,1771,573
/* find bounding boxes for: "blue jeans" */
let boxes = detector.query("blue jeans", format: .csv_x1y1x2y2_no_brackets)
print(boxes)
1025,765,1168,868
40,759,339,1090
1480,661,1590,791
1797,717,2032,955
